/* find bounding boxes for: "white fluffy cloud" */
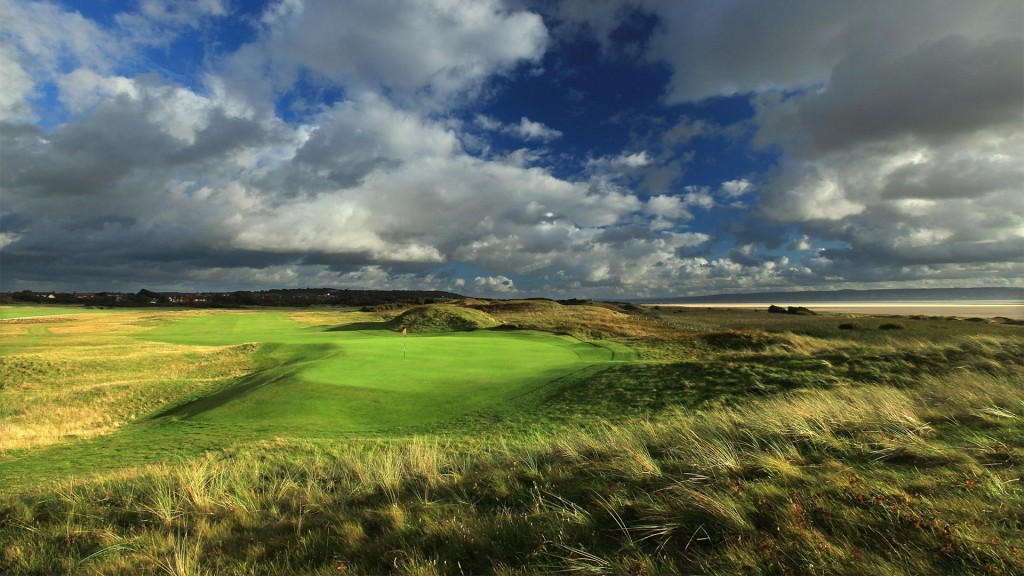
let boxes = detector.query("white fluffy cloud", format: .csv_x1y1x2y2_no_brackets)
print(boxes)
233,0,547,108
720,179,753,198
475,275,516,294
475,114,562,141
515,117,563,141
2,0,1020,295
0,0,120,121
616,0,1023,285
1,31,660,295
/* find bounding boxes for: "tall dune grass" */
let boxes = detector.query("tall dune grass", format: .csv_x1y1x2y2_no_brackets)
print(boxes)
3,367,1020,575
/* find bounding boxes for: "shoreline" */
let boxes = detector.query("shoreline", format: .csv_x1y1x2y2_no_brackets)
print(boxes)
648,301,1024,320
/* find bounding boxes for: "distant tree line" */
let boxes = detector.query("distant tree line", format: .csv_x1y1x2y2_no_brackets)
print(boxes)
1,288,464,308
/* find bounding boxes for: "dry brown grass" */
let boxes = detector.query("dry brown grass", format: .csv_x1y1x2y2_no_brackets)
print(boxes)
468,300,665,339
286,310,384,327
0,312,256,452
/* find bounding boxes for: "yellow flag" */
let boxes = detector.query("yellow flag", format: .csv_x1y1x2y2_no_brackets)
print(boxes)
402,328,407,335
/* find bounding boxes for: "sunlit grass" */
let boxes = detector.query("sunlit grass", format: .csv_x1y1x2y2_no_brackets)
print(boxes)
0,312,256,451
3,368,1021,574
1,303,1021,574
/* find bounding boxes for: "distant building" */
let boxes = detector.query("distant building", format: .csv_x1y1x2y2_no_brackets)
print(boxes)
31,291,56,299
165,293,208,304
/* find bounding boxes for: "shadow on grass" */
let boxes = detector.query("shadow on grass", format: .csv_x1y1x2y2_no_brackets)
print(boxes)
153,366,302,420
153,342,343,420
325,321,394,332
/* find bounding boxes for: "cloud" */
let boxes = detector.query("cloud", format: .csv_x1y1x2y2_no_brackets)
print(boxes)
753,32,1024,274
587,0,1024,286
787,234,812,251
662,115,712,146
644,195,688,220
585,150,651,177
230,0,548,108
0,0,121,121
3,0,1020,296
754,36,1024,154
719,179,753,198
643,0,1023,104
0,0,122,74
0,61,655,295
475,114,562,141
474,274,516,293
137,0,227,25
515,117,563,141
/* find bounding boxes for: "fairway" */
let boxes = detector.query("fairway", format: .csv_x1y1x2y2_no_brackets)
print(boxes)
138,311,622,433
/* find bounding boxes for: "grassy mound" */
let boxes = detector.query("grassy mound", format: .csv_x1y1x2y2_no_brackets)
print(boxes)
389,304,500,332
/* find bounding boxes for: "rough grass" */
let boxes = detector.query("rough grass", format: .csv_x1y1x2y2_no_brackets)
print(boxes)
2,370,1020,575
390,304,500,332
0,311,256,451
1,302,1022,574
0,307,625,487
467,299,661,340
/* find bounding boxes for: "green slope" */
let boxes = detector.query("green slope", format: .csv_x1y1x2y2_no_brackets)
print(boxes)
138,312,618,432
0,310,629,485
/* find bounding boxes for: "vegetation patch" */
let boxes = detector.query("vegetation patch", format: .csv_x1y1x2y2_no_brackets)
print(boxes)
388,304,500,332
1,303,1021,574
698,330,779,351
768,304,817,315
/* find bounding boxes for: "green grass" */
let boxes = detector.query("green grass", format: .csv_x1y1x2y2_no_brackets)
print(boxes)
0,306,85,320
389,304,501,332
1,303,1021,575
138,311,622,433
0,308,627,487
0,305,130,320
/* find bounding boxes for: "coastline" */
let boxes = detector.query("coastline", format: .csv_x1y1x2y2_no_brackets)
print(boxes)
648,301,1024,320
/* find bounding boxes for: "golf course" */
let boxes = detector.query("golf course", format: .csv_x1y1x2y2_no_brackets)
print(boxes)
1,300,1022,575
140,309,628,433
0,304,632,484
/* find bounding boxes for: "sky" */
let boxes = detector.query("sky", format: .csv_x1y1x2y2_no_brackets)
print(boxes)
1,0,1022,298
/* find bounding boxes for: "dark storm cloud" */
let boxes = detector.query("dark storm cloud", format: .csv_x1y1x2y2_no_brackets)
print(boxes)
797,37,1024,152
820,240,1024,268
171,110,270,165
594,224,659,245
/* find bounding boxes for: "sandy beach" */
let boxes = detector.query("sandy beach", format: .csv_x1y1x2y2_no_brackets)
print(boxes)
651,302,1024,320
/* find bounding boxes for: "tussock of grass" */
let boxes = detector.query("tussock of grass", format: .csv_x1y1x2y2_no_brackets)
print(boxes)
3,369,1022,575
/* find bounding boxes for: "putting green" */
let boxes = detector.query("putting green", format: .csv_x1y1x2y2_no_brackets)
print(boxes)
138,311,627,433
